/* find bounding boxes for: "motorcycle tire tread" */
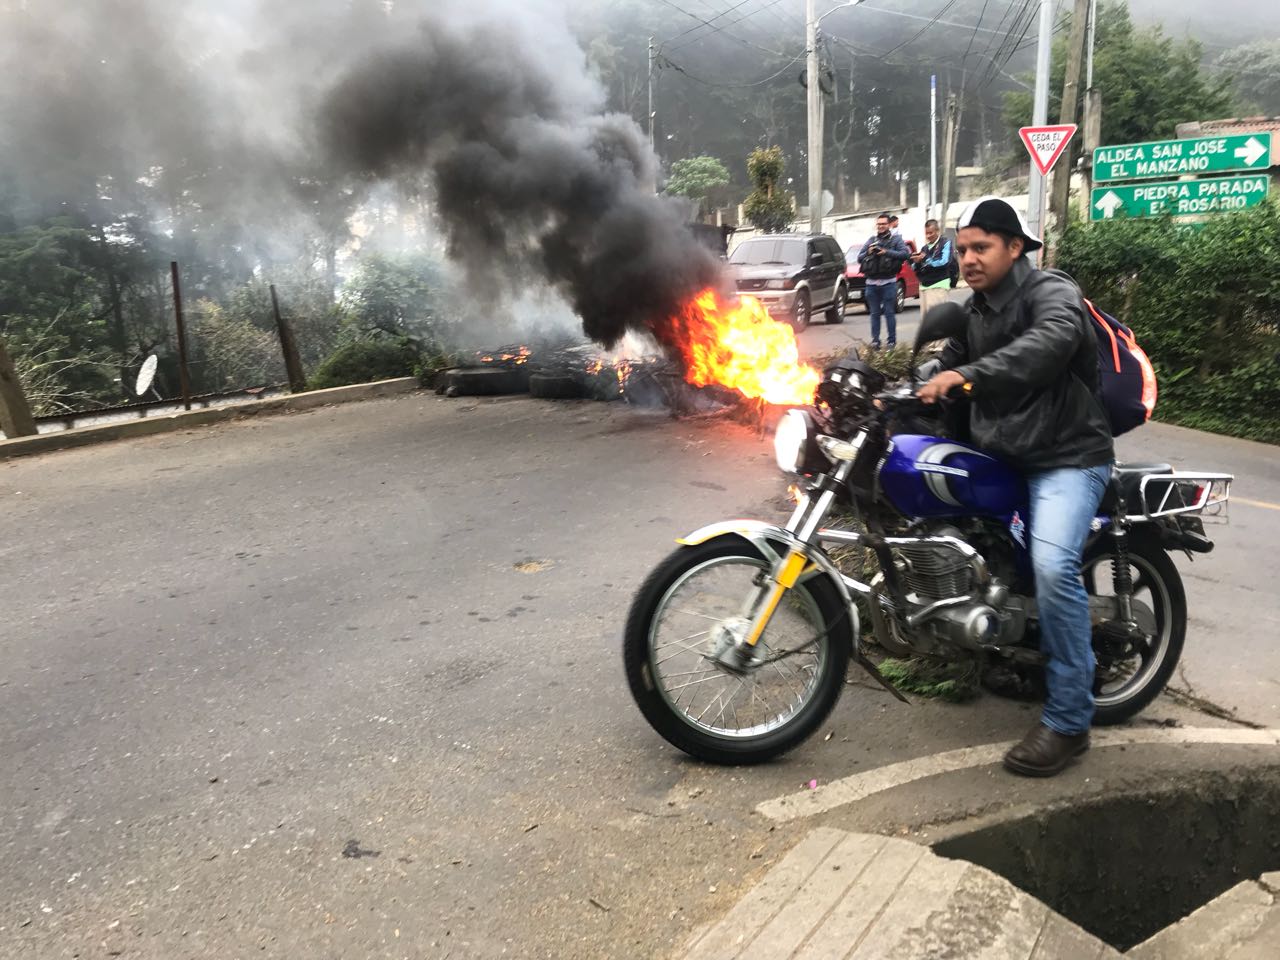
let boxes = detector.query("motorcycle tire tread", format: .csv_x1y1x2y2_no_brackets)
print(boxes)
623,537,851,765
1088,533,1187,727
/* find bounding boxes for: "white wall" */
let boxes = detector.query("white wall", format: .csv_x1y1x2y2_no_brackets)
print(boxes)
727,192,1032,257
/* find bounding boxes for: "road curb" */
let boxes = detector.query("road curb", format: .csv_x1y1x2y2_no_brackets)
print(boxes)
0,377,420,462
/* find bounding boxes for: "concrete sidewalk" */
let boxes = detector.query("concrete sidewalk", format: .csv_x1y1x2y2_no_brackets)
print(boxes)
678,827,1280,959
0,377,418,460
676,827,1118,960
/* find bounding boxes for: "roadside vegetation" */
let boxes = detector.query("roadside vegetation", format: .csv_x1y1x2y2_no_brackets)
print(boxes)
1056,198,1280,444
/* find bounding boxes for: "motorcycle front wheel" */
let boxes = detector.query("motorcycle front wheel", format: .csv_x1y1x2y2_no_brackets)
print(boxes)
623,537,851,765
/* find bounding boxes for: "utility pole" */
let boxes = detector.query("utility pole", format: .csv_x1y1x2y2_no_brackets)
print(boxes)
806,0,823,234
1079,0,1102,220
0,336,37,439
1025,0,1055,248
647,37,655,151
929,74,938,213
1048,0,1092,261
940,90,962,230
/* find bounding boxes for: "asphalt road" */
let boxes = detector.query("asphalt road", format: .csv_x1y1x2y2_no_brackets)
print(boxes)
799,302,922,360
3,392,1278,958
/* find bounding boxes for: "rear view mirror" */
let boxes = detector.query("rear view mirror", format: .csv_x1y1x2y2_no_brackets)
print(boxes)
809,252,824,266
910,300,968,387
914,301,967,353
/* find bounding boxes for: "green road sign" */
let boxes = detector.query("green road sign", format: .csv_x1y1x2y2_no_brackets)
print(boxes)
1090,174,1271,221
1093,132,1272,182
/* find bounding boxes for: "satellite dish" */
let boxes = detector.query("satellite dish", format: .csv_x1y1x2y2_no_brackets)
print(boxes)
135,355,158,397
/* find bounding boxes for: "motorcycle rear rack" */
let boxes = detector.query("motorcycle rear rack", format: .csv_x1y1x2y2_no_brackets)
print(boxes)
1128,473,1232,523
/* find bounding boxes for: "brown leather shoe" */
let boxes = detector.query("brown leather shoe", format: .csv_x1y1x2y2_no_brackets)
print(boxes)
1003,723,1090,777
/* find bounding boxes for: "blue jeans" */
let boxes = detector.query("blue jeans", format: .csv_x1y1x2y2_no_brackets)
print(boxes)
1027,464,1112,736
865,282,897,347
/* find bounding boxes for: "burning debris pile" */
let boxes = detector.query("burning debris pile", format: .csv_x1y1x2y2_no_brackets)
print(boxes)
316,16,821,411
304,1,836,416
434,288,820,414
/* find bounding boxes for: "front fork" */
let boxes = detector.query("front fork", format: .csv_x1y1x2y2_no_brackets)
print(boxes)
715,462,852,670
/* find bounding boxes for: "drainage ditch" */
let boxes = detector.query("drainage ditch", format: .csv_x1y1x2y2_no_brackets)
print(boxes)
931,769,1280,951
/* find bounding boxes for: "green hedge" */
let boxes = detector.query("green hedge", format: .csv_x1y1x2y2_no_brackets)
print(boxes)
308,338,419,390
1055,199,1280,444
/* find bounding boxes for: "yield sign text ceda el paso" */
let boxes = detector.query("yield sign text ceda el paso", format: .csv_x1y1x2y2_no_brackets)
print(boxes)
1019,124,1078,176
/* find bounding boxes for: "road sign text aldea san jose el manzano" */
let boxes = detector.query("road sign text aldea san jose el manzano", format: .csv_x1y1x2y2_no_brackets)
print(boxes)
1093,133,1272,182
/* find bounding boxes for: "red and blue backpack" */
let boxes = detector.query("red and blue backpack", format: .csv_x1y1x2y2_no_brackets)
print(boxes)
1082,298,1157,436
1034,269,1157,436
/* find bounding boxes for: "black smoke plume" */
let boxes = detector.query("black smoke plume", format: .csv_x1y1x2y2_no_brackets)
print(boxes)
318,19,722,348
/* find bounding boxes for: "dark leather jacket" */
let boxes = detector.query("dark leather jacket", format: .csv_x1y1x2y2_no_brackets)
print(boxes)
939,257,1114,472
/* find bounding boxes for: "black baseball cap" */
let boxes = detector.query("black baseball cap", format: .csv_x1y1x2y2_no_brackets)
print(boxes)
957,195,1042,252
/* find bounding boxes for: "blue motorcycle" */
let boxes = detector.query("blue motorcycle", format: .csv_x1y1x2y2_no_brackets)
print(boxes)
624,308,1232,765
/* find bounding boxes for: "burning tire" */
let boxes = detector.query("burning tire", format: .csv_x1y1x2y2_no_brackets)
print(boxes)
443,367,529,396
623,537,850,765
528,373,581,400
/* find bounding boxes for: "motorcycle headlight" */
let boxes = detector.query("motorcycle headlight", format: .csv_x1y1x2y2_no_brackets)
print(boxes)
773,409,825,475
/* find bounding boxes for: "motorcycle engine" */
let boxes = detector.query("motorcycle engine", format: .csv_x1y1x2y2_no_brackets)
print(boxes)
892,522,1026,650
894,526,972,601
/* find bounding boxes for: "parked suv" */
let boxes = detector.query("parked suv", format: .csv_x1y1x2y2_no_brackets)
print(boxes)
727,233,847,331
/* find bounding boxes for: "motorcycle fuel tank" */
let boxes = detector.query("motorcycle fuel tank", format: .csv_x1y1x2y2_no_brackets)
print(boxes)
878,434,1027,522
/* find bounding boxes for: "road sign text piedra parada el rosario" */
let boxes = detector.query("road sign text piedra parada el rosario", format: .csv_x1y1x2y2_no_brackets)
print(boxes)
1091,174,1270,221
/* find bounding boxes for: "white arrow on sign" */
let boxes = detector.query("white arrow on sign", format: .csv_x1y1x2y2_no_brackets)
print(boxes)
1095,191,1124,219
1235,136,1267,167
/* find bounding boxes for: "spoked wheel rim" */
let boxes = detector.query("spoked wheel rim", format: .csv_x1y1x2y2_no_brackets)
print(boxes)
1083,551,1173,706
647,556,827,739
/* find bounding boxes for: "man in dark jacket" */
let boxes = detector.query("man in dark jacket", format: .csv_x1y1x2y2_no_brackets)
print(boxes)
918,196,1114,777
856,213,910,349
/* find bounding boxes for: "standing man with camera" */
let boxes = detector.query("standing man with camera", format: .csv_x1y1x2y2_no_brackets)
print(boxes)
857,213,910,350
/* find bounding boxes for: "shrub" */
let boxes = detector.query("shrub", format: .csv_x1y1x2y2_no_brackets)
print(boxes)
1056,199,1280,444
308,338,418,390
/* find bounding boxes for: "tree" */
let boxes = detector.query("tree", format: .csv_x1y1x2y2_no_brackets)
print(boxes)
1217,40,1280,115
1004,2,1236,146
340,252,447,341
663,156,731,219
742,147,794,235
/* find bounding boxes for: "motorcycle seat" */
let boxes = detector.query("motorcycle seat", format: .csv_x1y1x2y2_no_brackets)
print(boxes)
1099,462,1173,514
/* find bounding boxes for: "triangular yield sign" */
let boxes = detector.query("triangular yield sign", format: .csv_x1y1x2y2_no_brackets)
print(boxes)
1019,124,1078,176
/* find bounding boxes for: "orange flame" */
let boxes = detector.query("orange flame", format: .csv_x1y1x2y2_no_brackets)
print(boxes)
673,289,819,406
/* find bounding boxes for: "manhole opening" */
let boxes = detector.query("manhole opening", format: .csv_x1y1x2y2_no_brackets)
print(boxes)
931,769,1280,951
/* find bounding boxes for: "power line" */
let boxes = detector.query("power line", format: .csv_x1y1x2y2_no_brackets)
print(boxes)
651,0,793,58
657,50,808,89
876,0,961,61
666,0,794,55
960,0,993,71
660,0,767,52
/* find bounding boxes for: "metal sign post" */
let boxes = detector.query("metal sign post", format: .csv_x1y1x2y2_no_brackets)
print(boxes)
169,261,192,411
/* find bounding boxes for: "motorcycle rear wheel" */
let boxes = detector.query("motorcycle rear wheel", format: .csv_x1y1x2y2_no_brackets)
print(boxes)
1084,535,1186,726
624,538,851,765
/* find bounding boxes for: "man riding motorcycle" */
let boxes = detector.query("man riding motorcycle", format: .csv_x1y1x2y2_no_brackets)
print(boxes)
917,196,1114,777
